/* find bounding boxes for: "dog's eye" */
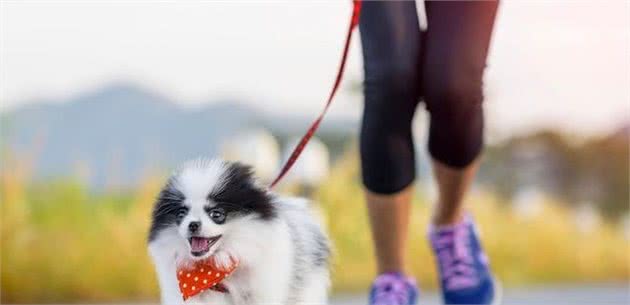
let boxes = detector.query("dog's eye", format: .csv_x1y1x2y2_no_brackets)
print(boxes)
208,207,226,225
176,207,188,220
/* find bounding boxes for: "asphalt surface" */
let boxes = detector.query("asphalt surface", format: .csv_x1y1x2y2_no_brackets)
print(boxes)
9,284,629,305
332,283,629,305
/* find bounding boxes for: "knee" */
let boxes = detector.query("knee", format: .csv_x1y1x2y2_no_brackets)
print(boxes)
423,69,484,117
364,62,419,98
362,64,420,131
424,69,485,168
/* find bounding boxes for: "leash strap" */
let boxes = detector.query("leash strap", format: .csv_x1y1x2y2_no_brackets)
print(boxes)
270,0,362,188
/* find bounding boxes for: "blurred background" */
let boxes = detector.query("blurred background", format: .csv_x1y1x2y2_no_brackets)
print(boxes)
1,1,628,304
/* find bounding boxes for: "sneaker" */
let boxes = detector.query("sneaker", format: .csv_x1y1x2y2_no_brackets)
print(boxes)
368,272,419,305
429,215,499,305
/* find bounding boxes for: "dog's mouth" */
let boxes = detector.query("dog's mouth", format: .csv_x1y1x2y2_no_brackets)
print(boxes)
188,235,221,257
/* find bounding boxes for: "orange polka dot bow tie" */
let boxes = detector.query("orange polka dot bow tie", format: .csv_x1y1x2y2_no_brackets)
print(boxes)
176,257,238,300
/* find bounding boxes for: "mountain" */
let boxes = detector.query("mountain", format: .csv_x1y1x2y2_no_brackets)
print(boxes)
1,83,356,188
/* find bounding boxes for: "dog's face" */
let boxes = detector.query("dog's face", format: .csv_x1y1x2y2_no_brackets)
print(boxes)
149,159,275,260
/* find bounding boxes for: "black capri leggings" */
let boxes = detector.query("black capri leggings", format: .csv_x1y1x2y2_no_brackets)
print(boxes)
359,0,498,194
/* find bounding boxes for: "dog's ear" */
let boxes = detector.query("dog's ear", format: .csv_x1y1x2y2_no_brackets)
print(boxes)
225,162,272,193
148,178,185,242
211,162,276,220
223,161,256,184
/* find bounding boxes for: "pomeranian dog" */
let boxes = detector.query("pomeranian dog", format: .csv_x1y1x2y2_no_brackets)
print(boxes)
148,158,331,305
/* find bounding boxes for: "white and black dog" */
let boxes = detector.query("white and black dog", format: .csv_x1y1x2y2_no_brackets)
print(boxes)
148,158,331,305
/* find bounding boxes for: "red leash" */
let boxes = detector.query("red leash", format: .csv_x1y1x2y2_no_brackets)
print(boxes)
270,0,362,188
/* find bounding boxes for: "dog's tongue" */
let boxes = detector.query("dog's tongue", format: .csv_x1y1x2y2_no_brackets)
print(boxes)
191,237,210,252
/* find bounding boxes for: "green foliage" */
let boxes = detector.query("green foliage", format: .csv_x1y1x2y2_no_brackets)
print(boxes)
481,129,629,219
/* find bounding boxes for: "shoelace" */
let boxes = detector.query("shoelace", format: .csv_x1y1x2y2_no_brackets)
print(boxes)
371,274,412,305
433,224,479,291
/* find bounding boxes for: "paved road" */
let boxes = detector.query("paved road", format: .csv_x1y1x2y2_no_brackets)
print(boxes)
9,284,628,305
332,283,629,305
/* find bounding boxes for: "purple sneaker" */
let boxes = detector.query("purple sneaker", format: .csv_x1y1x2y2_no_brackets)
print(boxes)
368,272,419,305
429,215,499,305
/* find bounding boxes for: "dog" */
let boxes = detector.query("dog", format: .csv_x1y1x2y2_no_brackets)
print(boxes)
148,158,331,305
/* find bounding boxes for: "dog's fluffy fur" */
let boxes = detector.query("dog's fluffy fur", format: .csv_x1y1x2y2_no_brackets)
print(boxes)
148,158,331,305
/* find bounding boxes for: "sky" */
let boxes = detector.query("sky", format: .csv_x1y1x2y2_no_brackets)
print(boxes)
1,0,629,138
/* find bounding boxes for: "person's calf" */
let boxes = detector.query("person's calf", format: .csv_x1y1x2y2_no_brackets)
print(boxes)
431,159,479,226
365,185,414,274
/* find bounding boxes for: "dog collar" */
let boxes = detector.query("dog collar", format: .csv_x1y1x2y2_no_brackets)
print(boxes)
176,258,238,300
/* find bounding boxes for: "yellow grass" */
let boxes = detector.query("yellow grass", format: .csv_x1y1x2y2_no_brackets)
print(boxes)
317,154,629,291
1,153,628,303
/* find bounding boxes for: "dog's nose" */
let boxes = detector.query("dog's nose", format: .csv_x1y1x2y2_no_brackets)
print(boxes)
188,221,201,233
